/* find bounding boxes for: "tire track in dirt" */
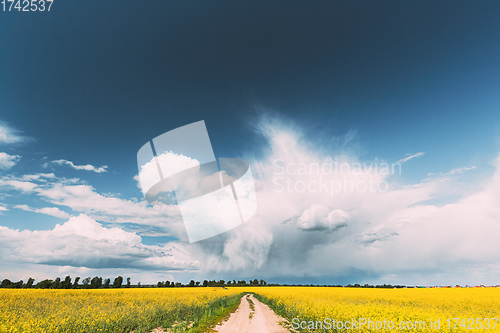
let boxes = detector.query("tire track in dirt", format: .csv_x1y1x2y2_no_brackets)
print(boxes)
213,294,289,333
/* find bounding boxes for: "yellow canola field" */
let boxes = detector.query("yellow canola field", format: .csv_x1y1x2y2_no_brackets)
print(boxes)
2,286,499,332
0,287,241,333
240,286,500,332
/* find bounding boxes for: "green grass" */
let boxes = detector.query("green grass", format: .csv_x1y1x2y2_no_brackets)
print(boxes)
130,292,245,333
187,293,244,333
247,294,255,319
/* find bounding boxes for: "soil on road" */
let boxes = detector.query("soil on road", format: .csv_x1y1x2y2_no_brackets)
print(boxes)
213,294,290,333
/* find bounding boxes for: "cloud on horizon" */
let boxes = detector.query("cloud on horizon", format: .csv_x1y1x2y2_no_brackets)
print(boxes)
0,214,199,271
1,115,499,285
0,172,188,240
187,115,500,285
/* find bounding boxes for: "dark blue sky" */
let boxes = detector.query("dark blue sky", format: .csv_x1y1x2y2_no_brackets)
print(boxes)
2,1,500,180
1,1,500,284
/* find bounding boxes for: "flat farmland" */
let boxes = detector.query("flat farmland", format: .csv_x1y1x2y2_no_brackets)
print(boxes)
0,287,242,333
1,286,499,332
245,286,500,332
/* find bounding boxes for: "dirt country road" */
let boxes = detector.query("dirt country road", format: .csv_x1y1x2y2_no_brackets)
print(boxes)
213,294,290,333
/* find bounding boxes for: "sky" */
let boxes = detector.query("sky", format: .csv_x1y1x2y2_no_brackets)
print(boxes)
1,0,500,286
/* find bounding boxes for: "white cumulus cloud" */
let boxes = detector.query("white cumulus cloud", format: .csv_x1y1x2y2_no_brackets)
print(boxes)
0,173,188,241
0,214,199,270
14,204,71,219
297,204,351,232
0,152,21,169
52,159,108,173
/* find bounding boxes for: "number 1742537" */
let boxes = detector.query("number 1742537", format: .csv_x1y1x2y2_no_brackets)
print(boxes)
2,0,53,12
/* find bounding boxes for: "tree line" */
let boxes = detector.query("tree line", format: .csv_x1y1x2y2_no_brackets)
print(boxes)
0,276,132,289
0,277,271,289
0,276,415,289
157,279,268,288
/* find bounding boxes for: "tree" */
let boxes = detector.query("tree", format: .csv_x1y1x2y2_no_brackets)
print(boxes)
73,277,80,289
126,277,131,288
203,280,208,287
26,277,35,289
52,277,61,289
157,281,164,288
90,276,102,289
189,280,195,287
1,279,12,288
62,276,72,289
195,281,200,286
103,278,111,288
36,279,53,289
113,276,123,288
82,277,91,289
